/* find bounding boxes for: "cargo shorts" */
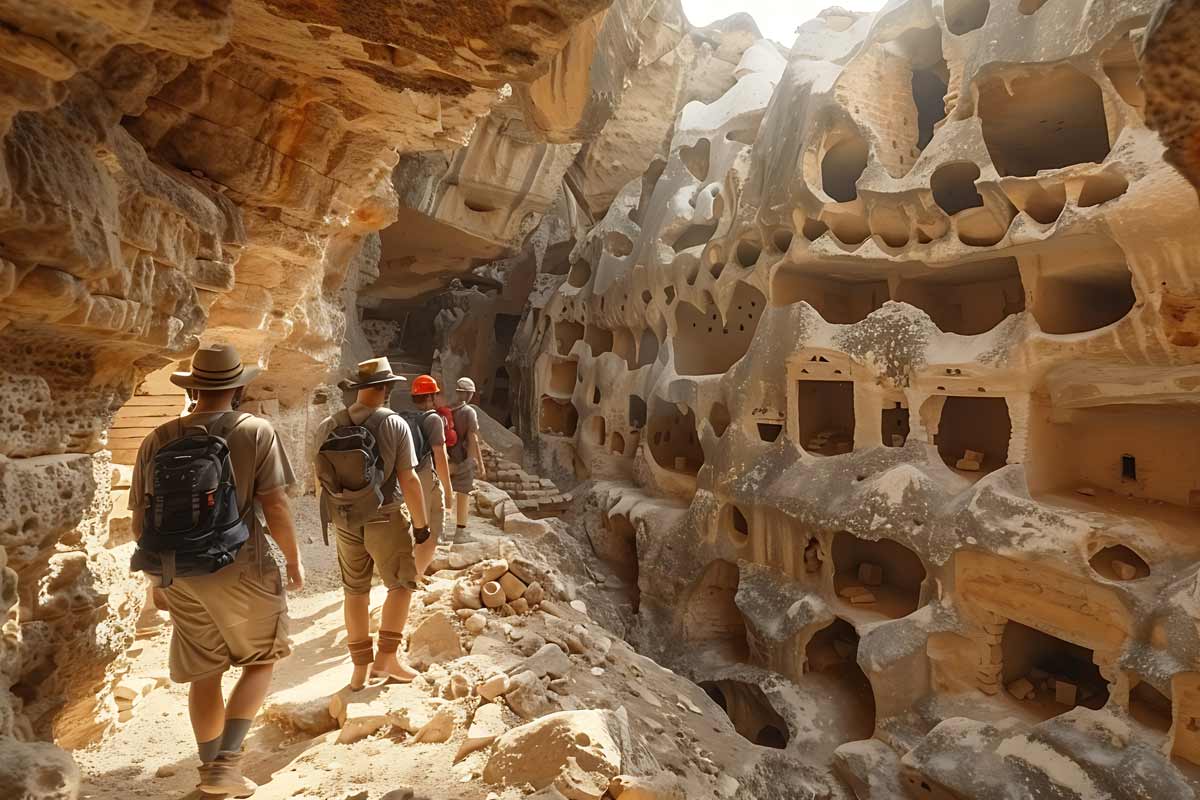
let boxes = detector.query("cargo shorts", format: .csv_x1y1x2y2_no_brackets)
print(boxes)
335,510,419,595
162,543,291,684
449,458,476,494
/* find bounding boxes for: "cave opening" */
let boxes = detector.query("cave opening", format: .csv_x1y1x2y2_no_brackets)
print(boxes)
612,328,636,369
685,560,749,661
491,366,511,416
832,532,926,618
610,431,626,455
893,257,1024,335
911,61,949,152
771,268,888,324
673,283,763,375
736,237,762,269
647,404,704,475
547,358,578,396
567,258,592,288
821,134,869,202
628,395,647,429
979,66,1112,177
588,415,607,446
710,402,731,437
725,504,750,546
1089,544,1150,581
1028,403,1200,507
672,222,720,253
493,313,521,344
602,514,640,613
882,402,910,447
757,422,783,442
585,324,614,356
1130,679,1172,736
931,162,984,216
539,396,578,437
1000,621,1109,720
1031,257,1134,335
804,617,876,741
554,319,584,355
797,380,856,456
934,395,1010,475
637,328,659,367
700,680,790,749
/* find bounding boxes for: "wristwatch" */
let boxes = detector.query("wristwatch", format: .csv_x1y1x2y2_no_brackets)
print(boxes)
413,526,431,544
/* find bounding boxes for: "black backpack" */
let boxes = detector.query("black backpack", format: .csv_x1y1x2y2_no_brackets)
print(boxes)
399,409,438,466
316,408,394,542
131,413,251,585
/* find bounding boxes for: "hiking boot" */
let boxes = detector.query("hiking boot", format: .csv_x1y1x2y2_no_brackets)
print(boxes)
198,750,257,797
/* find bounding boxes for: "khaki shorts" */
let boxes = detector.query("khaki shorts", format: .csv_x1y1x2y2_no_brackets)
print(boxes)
162,544,291,684
418,468,447,542
450,459,475,494
335,511,418,595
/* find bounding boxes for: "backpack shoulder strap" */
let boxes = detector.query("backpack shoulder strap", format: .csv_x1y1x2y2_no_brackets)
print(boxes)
362,407,395,434
208,411,252,440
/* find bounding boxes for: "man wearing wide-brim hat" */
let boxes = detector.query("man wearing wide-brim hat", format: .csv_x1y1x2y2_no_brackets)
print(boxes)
315,357,432,687
129,343,304,796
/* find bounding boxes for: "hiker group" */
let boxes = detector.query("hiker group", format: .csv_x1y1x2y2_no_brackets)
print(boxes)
128,345,487,796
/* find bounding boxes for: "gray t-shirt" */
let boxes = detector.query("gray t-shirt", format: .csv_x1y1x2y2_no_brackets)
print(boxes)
449,403,479,464
415,410,445,473
315,403,416,507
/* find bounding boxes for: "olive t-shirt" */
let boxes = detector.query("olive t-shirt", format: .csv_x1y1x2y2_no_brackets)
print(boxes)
130,411,296,542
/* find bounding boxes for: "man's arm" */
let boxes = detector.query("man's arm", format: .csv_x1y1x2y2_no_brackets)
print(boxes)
397,466,427,529
469,429,486,480
433,443,453,509
258,487,304,590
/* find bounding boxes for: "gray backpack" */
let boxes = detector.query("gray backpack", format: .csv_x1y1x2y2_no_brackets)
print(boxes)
316,408,393,542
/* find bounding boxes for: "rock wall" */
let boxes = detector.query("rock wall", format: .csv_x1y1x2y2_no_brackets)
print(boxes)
0,0,614,791
519,0,1200,793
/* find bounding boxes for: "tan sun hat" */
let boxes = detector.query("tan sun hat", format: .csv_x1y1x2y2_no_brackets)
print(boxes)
169,344,260,390
339,357,409,391
456,377,477,393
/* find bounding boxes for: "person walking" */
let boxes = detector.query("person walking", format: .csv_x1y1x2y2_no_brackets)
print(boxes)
404,374,454,575
314,358,432,689
447,377,486,534
129,344,304,797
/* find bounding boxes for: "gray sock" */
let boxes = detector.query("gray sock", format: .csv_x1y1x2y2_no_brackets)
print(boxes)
219,718,254,753
198,736,221,764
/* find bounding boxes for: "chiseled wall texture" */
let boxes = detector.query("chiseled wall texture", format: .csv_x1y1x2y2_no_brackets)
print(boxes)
0,0,617,791
516,0,1200,793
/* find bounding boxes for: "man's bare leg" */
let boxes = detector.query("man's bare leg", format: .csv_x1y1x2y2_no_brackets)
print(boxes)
343,592,373,690
189,675,225,763
455,491,470,528
372,588,418,681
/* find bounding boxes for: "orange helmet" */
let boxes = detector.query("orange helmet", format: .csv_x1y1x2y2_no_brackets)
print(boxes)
411,374,440,396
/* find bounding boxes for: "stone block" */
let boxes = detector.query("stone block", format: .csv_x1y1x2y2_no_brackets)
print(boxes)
1007,678,1035,700
857,562,883,586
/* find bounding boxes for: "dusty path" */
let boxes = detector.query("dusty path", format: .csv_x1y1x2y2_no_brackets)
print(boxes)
75,497,515,800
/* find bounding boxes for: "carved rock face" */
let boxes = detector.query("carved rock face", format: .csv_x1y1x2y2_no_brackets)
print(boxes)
0,0,613,770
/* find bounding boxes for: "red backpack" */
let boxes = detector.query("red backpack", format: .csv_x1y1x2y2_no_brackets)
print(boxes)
436,406,458,448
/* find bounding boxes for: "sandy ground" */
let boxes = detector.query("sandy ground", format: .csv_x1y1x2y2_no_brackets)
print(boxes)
74,496,511,800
